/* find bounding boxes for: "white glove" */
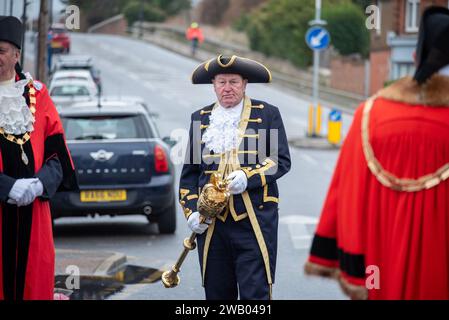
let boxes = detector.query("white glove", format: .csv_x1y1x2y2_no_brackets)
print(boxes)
7,178,43,207
187,211,211,234
31,179,44,197
227,170,248,195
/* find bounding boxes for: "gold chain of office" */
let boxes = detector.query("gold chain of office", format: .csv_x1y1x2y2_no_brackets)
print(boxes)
0,83,36,165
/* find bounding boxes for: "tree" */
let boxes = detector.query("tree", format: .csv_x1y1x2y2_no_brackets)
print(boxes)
61,0,190,28
323,2,370,57
123,1,166,25
351,0,372,10
151,0,191,16
38,0,49,83
198,0,230,25
242,0,369,68
245,0,316,68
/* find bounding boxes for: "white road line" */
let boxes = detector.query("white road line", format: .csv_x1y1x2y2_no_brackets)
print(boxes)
279,215,318,250
299,153,318,166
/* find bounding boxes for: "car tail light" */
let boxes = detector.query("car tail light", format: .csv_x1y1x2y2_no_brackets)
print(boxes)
154,144,169,173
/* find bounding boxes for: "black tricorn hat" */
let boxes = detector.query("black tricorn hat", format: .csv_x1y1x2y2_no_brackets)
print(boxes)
0,16,24,49
191,55,272,84
413,6,449,84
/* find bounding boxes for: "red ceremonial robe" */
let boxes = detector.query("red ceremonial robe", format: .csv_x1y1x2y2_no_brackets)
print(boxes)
305,75,449,300
0,71,77,300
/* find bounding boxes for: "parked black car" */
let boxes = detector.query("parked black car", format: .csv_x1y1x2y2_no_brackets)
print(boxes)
51,98,177,234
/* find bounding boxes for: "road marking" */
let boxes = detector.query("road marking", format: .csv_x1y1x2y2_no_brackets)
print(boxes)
299,153,318,166
279,215,318,250
93,253,127,276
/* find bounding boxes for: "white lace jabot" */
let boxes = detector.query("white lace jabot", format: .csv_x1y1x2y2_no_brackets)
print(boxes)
202,100,244,154
0,73,35,135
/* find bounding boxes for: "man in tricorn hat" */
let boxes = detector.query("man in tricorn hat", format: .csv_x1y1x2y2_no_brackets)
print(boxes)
179,55,291,299
304,6,449,299
0,16,78,300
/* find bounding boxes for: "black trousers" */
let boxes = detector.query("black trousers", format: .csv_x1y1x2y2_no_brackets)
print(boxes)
198,216,270,300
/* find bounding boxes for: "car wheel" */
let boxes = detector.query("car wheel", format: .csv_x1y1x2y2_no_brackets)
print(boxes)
157,198,177,234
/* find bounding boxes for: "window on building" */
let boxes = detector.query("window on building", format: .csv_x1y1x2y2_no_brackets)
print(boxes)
405,0,420,33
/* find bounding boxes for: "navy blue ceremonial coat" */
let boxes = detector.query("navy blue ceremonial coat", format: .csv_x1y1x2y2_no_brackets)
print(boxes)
179,96,291,297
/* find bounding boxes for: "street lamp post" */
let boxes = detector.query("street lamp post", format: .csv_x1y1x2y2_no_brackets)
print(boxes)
49,0,53,27
21,0,30,67
37,0,49,83
305,0,329,138
312,0,321,134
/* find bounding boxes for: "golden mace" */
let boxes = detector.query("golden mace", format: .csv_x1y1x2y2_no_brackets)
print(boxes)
162,173,230,288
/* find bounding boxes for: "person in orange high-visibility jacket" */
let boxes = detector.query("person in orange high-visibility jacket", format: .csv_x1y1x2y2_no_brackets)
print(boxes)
186,22,204,56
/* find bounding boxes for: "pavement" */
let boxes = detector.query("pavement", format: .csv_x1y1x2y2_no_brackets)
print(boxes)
55,249,127,277
288,135,342,150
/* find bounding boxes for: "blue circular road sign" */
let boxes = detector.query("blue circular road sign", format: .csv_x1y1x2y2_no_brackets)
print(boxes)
305,26,330,51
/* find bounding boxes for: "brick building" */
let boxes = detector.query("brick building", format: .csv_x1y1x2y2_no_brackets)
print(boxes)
369,0,449,95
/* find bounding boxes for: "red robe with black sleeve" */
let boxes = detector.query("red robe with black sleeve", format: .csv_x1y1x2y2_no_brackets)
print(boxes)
0,72,77,300
305,75,449,300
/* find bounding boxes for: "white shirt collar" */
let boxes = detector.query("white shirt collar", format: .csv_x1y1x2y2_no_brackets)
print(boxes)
0,76,16,86
217,98,244,115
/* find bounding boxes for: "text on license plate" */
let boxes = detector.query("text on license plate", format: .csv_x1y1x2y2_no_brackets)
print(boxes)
51,41,63,48
80,190,127,202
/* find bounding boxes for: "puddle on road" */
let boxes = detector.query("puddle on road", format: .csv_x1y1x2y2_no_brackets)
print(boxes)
55,265,163,300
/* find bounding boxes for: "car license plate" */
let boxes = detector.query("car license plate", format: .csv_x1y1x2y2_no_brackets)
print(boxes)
80,190,127,202
51,41,62,48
